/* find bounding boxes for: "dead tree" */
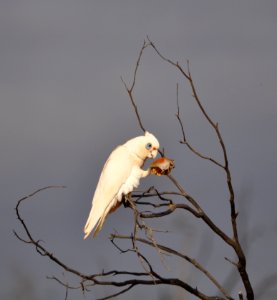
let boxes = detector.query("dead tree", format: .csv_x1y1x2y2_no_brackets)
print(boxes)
14,39,254,300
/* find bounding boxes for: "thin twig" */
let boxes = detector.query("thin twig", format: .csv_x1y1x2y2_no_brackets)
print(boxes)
146,37,253,299
175,83,225,168
120,40,149,133
15,187,221,299
97,285,135,300
113,234,233,299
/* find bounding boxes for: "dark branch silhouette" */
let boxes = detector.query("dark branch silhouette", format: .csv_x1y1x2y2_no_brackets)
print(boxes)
14,40,255,300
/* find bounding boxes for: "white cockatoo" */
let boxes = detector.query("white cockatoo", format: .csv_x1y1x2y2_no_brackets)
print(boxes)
83,131,159,239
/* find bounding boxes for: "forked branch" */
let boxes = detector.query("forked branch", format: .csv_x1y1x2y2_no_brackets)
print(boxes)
14,40,254,300
146,38,254,300
14,186,225,299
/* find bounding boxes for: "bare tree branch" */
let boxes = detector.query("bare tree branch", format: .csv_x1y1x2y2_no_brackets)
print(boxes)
14,40,255,300
176,83,225,169
98,285,135,300
14,186,224,299
111,234,233,300
120,40,149,133
146,37,254,300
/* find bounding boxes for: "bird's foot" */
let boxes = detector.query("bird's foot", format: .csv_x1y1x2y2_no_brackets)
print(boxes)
122,195,131,208
123,193,136,210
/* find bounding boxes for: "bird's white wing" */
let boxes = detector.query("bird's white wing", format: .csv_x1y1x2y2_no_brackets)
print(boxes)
84,145,135,238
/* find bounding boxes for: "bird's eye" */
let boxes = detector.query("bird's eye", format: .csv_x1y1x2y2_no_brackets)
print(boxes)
145,142,152,150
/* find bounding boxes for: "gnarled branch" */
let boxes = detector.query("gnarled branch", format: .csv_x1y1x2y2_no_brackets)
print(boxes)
14,39,254,300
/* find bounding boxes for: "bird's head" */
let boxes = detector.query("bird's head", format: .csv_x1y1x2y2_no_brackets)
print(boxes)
124,131,159,161
142,131,159,159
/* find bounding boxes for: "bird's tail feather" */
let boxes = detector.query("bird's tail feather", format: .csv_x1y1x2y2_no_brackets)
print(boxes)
93,214,107,237
83,208,99,239
83,199,115,239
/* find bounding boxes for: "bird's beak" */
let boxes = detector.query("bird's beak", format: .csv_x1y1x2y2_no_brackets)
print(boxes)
150,148,158,159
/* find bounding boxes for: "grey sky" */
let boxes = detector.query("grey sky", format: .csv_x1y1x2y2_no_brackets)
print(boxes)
1,1,277,299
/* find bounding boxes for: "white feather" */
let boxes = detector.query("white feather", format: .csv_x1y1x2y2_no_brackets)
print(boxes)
83,132,159,238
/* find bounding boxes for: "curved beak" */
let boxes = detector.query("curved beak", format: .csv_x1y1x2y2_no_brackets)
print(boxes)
150,148,158,159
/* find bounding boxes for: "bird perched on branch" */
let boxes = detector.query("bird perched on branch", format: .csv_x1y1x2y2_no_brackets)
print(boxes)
83,131,159,238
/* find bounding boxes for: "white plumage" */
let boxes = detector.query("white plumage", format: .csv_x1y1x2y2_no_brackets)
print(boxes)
83,131,159,238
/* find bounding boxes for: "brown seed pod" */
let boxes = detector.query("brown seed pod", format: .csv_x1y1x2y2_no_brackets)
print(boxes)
150,157,175,176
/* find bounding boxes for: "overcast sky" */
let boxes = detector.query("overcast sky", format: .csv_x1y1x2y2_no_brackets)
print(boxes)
1,1,277,299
